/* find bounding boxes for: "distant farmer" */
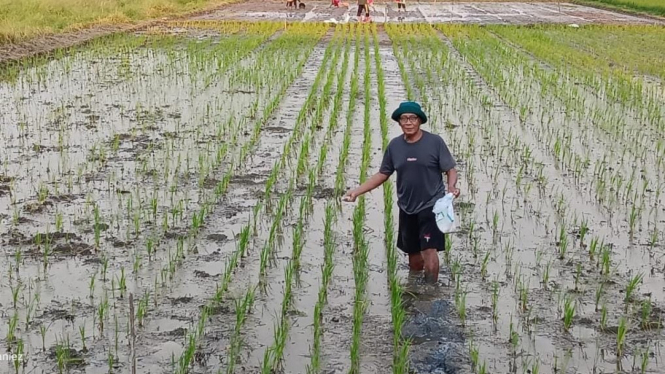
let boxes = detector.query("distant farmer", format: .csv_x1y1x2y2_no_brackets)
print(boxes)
343,102,459,283
357,0,370,22
396,0,406,12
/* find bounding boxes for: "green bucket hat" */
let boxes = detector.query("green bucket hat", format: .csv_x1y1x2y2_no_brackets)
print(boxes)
391,101,428,124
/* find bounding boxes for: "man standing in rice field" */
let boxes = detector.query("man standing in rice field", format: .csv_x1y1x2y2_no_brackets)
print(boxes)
343,102,460,283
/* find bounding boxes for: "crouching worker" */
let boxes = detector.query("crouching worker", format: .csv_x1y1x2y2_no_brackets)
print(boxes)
343,102,460,283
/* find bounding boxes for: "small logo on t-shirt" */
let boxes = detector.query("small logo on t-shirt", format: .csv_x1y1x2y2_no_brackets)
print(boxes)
407,157,417,162
424,234,430,242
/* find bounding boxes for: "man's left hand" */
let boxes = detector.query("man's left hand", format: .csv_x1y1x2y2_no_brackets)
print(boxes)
449,187,460,198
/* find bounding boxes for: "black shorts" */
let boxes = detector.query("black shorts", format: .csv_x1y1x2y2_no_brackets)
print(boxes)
397,207,445,254
357,4,369,16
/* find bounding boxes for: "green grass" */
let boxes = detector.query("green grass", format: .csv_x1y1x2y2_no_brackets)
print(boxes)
575,0,665,16
0,0,238,44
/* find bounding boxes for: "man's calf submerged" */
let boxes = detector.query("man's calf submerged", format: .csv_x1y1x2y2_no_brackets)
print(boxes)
344,102,460,283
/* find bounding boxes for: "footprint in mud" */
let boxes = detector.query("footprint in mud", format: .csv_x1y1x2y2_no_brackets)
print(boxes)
206,233,228,243
162,327,188,337
53,242,94,256
170,296,193,305
201,303,232,316
48,347,85,366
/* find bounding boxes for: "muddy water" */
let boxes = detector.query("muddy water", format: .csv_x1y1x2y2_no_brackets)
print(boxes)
0,33,263,344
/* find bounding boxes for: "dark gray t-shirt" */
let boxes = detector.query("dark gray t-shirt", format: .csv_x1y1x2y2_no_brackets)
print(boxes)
379,131,456,215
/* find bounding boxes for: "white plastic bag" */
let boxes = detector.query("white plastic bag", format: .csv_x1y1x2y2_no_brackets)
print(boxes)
432,193,456,234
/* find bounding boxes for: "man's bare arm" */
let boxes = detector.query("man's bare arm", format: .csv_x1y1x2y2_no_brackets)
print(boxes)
446,168,459,197
343,173,389,202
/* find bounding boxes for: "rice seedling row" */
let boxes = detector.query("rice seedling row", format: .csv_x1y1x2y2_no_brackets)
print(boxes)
371,26,411,374
484,27,665,207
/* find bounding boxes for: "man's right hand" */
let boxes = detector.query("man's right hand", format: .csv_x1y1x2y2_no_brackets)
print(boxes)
342,189,358,202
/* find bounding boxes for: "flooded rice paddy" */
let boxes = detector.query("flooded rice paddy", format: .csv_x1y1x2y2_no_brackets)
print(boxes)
1,13,665,374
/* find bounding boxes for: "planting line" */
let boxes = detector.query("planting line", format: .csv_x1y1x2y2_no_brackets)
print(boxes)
347,25,372,374
219,34,342,372
310,23,363,374
162,26,343,373
372,26,411,373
